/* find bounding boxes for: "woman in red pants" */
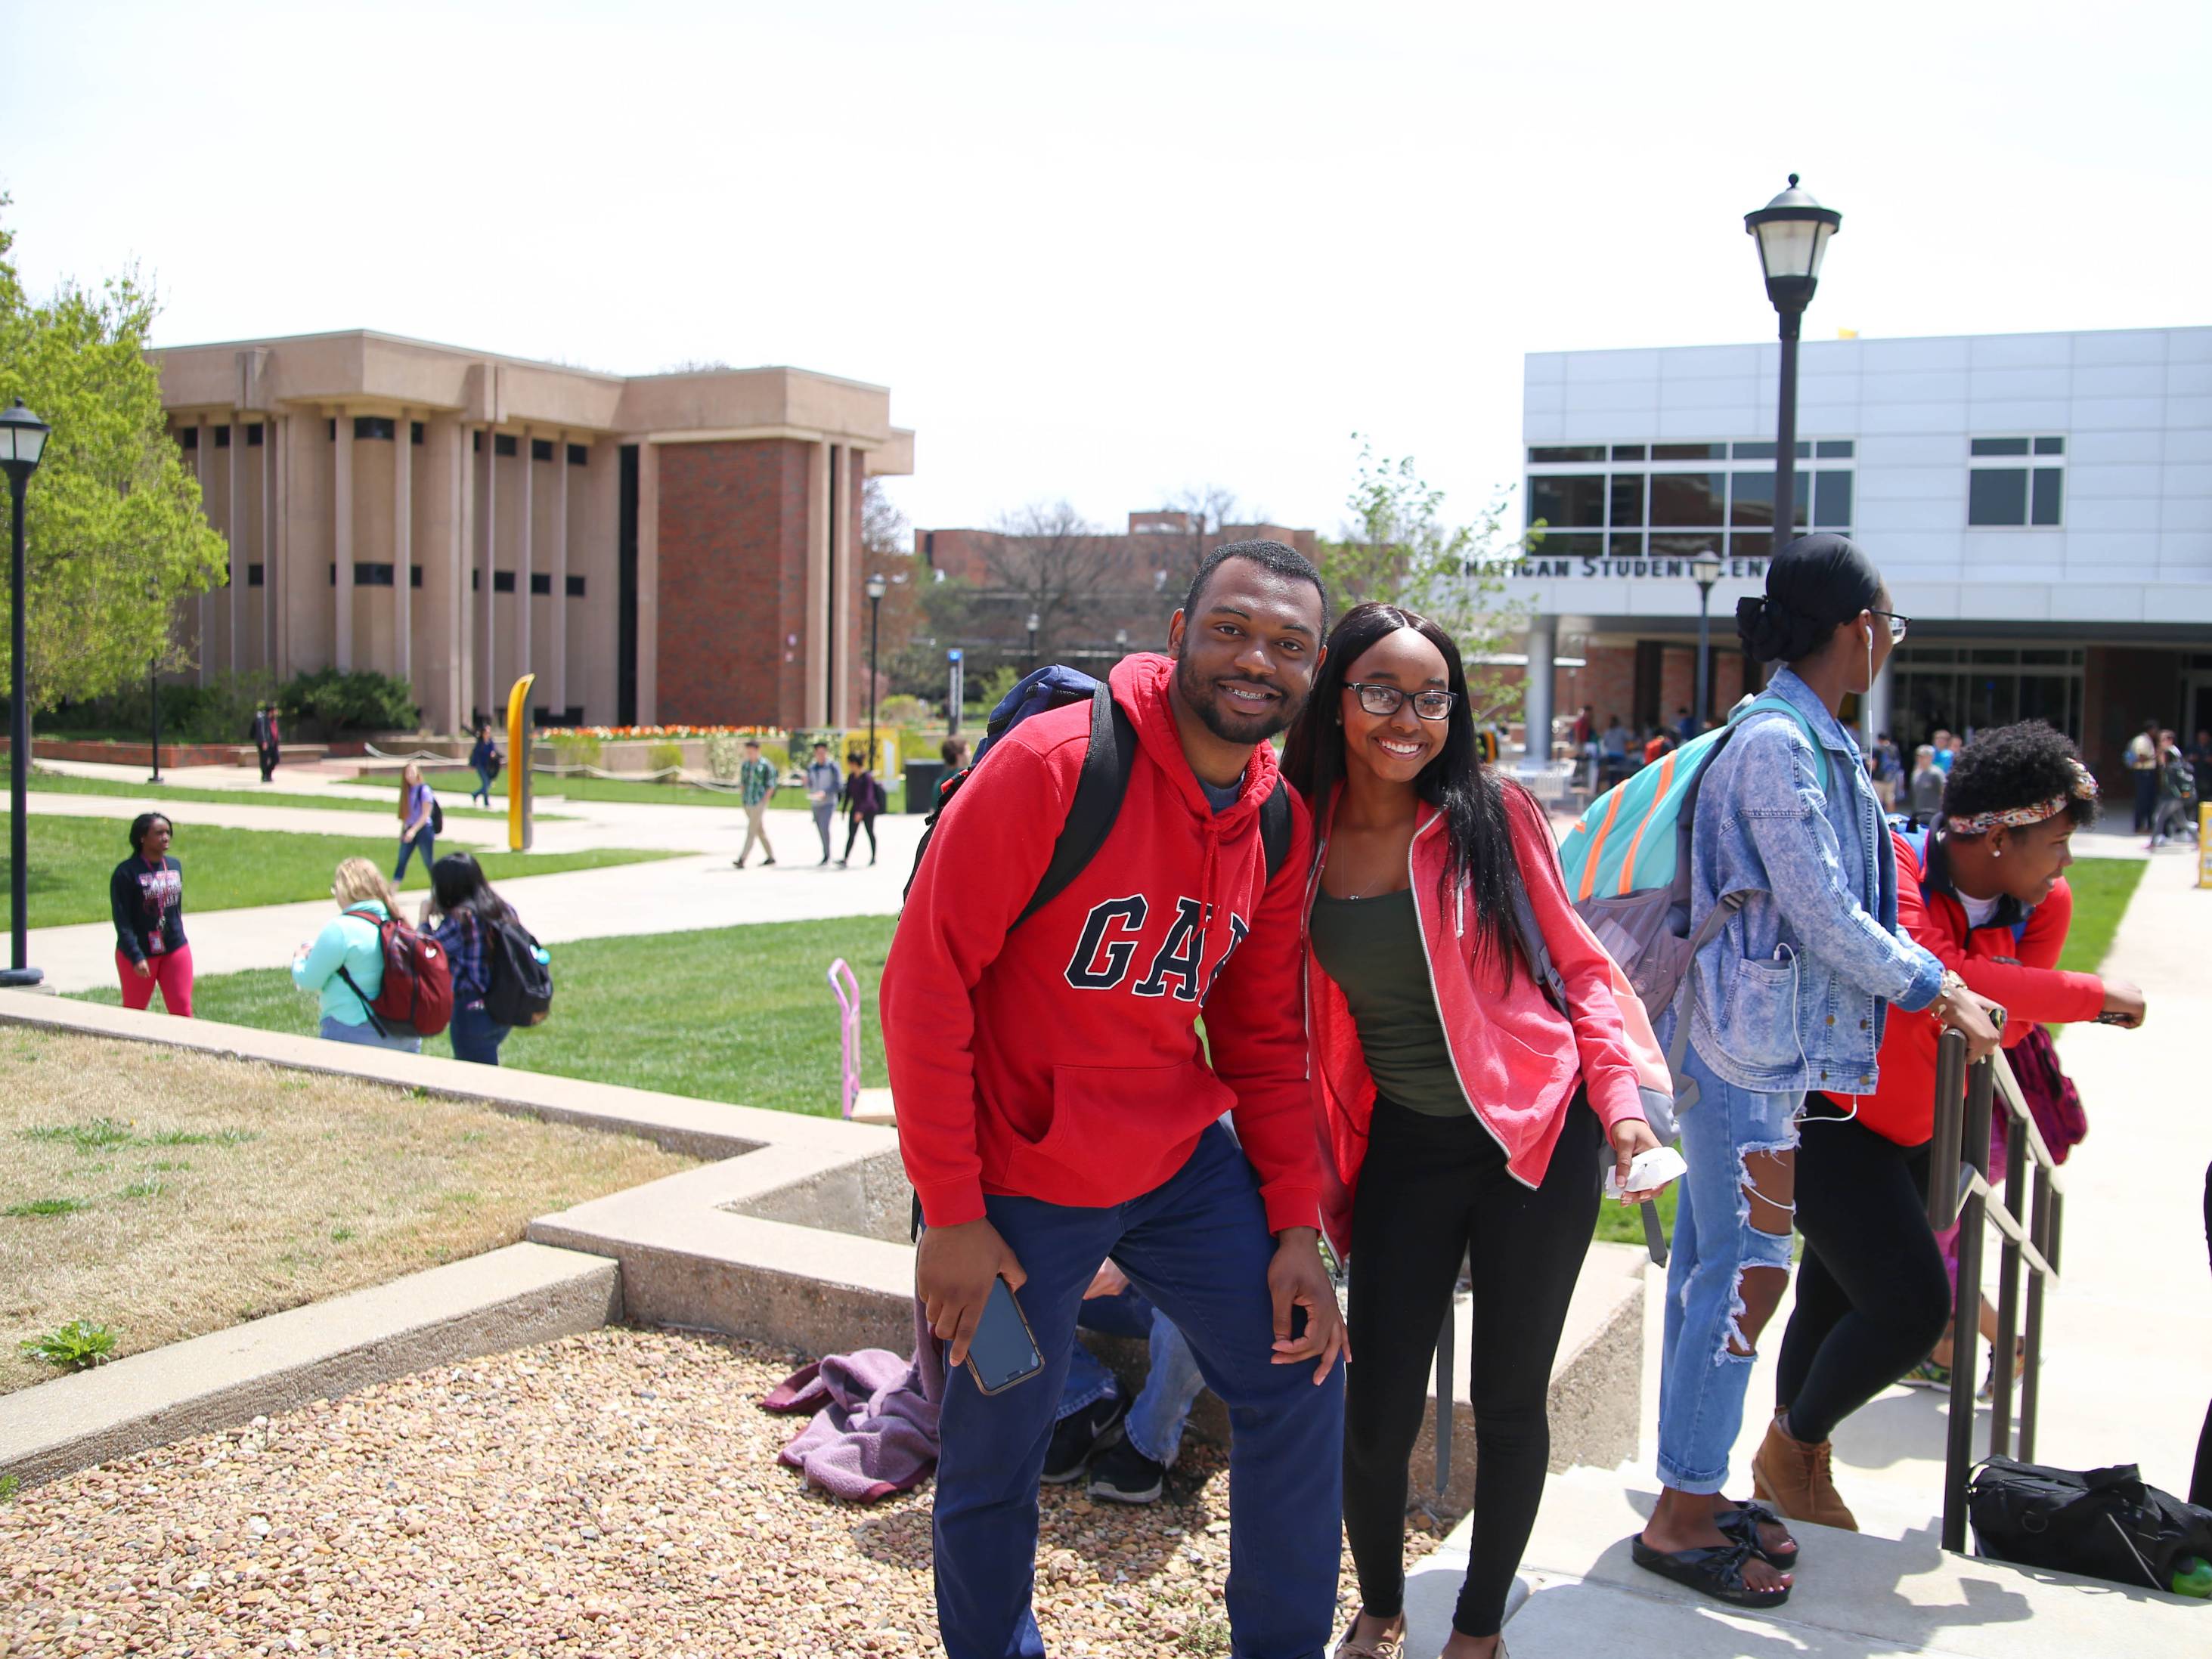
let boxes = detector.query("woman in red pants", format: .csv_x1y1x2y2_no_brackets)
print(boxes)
110,812,193,1016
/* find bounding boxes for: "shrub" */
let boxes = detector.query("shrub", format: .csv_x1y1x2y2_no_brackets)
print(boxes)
645,740,685,778
279,669,420,735
875,695,931,727
42,670,277,744
704,732,742,782
18,1319,118,1371
546,729,604,771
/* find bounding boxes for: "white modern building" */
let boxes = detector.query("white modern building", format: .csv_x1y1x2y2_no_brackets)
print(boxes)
1508,325,2212,785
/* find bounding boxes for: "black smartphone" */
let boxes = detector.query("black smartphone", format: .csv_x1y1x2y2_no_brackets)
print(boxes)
966,1275,1044,1395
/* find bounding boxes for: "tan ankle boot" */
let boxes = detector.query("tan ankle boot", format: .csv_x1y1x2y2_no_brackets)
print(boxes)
1751,1412,1858,1531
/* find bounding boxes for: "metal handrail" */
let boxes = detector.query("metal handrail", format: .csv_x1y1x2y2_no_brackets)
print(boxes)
1926,1027,2068,1552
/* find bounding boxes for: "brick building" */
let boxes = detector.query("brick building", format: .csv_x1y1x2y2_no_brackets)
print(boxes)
153,330,912,732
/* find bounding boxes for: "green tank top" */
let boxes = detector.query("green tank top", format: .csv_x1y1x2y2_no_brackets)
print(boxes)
1308,886,1467,1118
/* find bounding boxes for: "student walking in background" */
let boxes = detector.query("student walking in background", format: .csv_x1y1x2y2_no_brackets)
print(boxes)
1909,744,1947,821
1771,721,2136,1528
293,858,422,1053
2126,719,2161,833
836,754,883,867
110,812,192,1017
733,739,779,868
803,740,841,865
466,721,500,806
393,763,438,882
1282,602,1675,1659
250,702,282,784
424,852,526,1066
1634,534,2003,1609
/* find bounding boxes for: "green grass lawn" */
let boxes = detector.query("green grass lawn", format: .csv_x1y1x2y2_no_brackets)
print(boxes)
0,815,678,930
422,766,906,815
1591,855,2146,1249
75,915,896,1117
28,768,520,820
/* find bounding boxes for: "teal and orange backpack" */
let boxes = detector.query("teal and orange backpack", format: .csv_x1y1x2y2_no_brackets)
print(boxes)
1557,693,1829,1072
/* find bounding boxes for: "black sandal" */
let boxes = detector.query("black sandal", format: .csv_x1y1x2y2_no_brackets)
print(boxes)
1716,1499,1799,1569
1629,1534,1791,1608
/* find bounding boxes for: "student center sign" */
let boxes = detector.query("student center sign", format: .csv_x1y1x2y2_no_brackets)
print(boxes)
1507,325,2212,792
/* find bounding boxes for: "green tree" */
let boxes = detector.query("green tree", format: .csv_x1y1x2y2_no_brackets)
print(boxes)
1317,434,1529,722
0,206,228,710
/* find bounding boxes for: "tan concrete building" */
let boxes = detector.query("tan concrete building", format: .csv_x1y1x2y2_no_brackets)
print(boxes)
154,330,913,732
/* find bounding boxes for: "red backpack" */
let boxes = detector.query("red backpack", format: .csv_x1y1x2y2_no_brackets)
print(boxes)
339,907,454,1038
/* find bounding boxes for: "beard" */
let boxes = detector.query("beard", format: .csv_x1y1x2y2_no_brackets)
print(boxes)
1174,651,1305,746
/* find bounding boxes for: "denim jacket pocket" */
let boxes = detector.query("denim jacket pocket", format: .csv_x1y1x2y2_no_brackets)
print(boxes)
1719,955,1800,1071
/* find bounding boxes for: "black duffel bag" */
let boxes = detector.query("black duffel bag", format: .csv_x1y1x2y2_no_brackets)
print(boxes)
1967,1455,2212,1591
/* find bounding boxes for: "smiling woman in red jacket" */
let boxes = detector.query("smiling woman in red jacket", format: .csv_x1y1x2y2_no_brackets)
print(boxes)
1764,721,2145,1531
1281,602,1677,1659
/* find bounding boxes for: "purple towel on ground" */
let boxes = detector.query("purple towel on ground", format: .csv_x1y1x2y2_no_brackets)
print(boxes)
761,1298,946,1501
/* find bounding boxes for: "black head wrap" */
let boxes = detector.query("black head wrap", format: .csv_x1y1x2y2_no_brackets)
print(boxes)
1736,531,1883,663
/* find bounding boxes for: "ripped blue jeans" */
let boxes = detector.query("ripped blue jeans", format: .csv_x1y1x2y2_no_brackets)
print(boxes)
1657,1036,1802,1494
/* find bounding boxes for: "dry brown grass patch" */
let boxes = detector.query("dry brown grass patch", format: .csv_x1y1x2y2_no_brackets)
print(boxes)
0,1030,696,1393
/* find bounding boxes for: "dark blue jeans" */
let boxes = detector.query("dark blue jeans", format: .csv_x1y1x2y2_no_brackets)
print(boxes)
934,1124,1345,1659
449,1001,510,1066
394,828,435,883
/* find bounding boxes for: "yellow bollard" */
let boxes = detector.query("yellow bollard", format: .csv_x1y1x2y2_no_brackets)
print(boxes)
506,673,535,853
2199,802,2211,890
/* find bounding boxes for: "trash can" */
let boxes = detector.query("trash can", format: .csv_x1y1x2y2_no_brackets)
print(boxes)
903,759,946,815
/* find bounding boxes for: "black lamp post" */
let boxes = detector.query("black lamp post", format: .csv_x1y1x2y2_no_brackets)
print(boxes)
2,398,52,989
1745,175,1842,554
1025,611,1040,674
864,571,887,769
1690,552,1723,725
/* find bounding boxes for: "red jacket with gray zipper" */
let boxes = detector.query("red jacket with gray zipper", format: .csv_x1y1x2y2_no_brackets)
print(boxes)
1303,782,1671,1258
881,653,1320,1235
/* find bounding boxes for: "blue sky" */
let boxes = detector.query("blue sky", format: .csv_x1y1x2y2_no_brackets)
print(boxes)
6,0,2206,540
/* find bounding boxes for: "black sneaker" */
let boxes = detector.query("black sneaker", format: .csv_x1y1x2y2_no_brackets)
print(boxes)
1086,1436,1165,1504
1041,1395,1125,1484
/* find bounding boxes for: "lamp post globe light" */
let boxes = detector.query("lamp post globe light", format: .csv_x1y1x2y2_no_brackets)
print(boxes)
1025,611,1041,674
863,571,888,770
1745,175,1842,562
1689,551,1724,727
2,398,53,989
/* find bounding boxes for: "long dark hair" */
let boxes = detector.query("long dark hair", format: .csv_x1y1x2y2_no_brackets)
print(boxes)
1280,602,1518,982
427,851,514,929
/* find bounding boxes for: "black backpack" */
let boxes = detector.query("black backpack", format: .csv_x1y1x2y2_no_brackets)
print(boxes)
482,917,554,1027
903,665,1293,928
1967,1456,2212,1591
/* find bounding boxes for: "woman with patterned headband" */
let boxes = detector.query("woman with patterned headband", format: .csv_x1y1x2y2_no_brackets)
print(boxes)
1764,720,2146,1530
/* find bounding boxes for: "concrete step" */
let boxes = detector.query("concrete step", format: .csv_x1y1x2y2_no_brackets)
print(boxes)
1405,1464,2207,1657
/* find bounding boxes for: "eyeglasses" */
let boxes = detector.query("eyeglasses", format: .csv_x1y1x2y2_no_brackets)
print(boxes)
1347,682,1458,720
1869,610,1910,644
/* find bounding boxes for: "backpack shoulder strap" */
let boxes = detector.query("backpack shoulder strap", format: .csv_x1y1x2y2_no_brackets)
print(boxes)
1258,777,1293,881
1013,687,1137,928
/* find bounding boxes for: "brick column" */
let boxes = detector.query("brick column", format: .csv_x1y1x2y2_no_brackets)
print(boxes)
227,414,241,677
550,433,569,715
333,412,355,674
262,415,277,673
517,428,534,691
480,428,498,723
196,416,212,686
803,441,829,726
394,409,413,693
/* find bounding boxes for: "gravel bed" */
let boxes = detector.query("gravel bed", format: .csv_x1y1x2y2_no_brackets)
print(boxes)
2,1326,1448,1657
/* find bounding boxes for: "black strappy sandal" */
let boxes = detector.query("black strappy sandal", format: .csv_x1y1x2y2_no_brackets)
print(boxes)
1716,1499,1799,1569
1629,1534,1792,1608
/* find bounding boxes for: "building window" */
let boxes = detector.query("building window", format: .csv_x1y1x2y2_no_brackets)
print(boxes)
1527,444,1605,463
410,421,425,446
566,443,588,467
328,418,337,441
472,568,479,591
410,564,423,589
354,416,396,442
1526,435,1853,565
565,574,587,596
1968,435,2064,527
494,434,519,459
529,571,552,594
178,427,198,452
246,422,264,447
473,430,482,453
531,438,555,463
493,571,516,593
247,563,264,587
214,426,231,449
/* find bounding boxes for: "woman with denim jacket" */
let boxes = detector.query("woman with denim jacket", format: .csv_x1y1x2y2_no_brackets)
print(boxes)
1633,534,2003,1609
1285,605,1681,1659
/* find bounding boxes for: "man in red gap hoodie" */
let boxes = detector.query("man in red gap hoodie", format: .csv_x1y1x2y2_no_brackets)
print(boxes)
884,541,1348,1659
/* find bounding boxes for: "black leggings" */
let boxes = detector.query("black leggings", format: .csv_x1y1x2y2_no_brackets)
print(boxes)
2194,1162,2211,1509
1774,1103,1953,1445
843,811,877,861
1343,1096,1602,1639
